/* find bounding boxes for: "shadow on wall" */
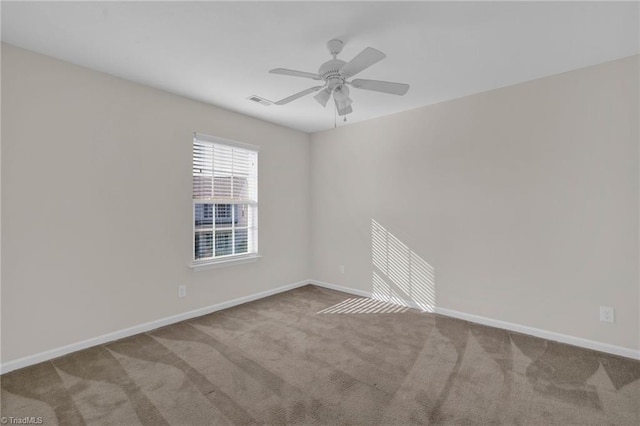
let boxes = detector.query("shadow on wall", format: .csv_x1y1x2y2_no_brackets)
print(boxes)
371,219,436,312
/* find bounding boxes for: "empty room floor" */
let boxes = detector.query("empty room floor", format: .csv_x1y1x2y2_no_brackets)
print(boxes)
1,285,639,425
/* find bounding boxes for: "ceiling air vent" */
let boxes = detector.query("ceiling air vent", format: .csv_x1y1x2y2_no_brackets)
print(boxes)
247,95,272,106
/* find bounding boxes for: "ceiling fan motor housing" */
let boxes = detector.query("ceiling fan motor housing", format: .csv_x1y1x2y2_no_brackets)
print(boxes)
318,59,346,89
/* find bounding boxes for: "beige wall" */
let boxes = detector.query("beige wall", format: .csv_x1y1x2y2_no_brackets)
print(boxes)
2,44,638,363
1,44,311,362
310,56,639,351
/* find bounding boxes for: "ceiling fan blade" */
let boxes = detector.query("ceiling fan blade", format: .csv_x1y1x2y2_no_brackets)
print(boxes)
350,79,410,95
269,68,323,80
339,47,386,78
314,87,332,107
275,86,323,105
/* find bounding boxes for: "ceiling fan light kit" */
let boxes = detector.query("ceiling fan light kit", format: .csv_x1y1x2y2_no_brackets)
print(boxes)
264,39,410,118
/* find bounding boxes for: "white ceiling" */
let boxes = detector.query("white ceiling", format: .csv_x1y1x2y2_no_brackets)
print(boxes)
2,1,638,133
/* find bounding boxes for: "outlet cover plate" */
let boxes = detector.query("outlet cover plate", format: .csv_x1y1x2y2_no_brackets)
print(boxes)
600,306,614,323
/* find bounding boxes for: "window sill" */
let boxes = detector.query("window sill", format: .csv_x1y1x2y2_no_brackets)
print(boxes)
189,254,262,271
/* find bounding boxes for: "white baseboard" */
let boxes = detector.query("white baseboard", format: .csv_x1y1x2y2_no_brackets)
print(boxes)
310,279,374,299
432,306,640,360
3,278,638,374
309,280,640,360
0,279,311,374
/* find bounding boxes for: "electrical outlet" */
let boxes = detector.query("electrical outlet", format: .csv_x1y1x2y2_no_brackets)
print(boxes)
339,265,345,274
178,285,187,298
600,306,614,323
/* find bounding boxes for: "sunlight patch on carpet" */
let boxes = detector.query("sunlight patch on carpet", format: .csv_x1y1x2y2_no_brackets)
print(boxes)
317,297,409,314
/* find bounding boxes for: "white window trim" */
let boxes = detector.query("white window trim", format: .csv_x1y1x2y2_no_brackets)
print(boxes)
189,253,262,271
194,132,260,152
191,133,259,268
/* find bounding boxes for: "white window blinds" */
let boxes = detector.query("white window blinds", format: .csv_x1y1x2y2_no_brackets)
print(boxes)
193,134,258,262
193,139,258,203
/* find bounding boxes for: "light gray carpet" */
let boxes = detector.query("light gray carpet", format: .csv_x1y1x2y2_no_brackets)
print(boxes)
1,285,639,425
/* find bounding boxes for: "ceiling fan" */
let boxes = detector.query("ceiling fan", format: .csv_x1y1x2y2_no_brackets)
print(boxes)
266,39,410,117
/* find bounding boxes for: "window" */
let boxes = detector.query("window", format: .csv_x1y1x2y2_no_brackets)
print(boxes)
192,133,258,264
